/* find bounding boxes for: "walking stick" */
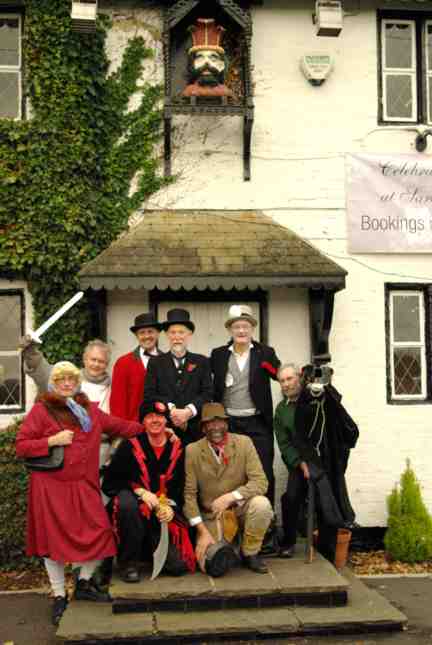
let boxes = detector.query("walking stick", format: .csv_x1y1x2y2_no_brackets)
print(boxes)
305,478,315,564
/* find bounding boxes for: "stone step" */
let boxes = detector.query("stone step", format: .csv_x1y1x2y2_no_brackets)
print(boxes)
111,550,348,614
57,570,407,644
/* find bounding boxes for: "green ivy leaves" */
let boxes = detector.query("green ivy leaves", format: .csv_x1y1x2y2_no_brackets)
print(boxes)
0,0,166,364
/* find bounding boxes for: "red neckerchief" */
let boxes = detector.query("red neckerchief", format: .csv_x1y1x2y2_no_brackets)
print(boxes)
209,433,229,465
129,434,183,517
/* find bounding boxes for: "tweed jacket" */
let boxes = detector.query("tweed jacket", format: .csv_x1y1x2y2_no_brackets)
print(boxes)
183,433,268,534
210,340,281,431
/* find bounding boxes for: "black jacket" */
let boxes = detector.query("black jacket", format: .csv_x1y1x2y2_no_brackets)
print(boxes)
210,341,281,431
102,432,185,510
141,351,213,444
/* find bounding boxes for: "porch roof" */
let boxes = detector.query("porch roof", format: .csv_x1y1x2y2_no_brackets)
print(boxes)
79,210,347,291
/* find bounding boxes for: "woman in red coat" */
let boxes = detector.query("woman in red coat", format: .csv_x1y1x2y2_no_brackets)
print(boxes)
16,361,143,626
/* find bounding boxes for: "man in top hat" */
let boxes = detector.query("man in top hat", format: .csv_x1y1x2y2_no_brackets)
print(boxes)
102,401,195,582
182,18,233,98
141,308,213,446
184,402,273,576
110,313,162,421
210,305,281,507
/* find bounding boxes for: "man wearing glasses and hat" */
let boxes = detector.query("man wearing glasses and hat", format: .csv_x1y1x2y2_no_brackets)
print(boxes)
210,305,281,507
141,308,213,445
110,313,163,421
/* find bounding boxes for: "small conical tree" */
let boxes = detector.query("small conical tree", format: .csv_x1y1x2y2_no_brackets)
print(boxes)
384,460,432,563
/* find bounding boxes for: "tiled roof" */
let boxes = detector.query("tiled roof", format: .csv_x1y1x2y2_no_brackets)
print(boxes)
79,210,346,290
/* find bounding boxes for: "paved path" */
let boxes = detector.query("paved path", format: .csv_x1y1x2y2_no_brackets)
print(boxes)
1,576,432,645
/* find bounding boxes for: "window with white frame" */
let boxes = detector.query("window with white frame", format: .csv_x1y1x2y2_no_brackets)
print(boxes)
388,289,427,401
379,13,432,124
0,13,22,120
0,290,24,411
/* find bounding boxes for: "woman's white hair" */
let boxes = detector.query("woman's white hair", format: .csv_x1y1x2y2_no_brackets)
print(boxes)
82,339,111,363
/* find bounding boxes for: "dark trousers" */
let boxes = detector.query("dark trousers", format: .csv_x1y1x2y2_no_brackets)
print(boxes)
228,414,275,506
281,468,338,562
113,490,188,575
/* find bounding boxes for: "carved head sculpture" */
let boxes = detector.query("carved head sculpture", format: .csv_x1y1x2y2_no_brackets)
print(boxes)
182,18,233,97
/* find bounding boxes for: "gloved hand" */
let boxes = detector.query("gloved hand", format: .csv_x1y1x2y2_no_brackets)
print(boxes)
18,335,42,369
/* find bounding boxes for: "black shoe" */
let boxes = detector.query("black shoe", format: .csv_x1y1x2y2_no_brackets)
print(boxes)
205,544,238,578
120,564,141,583
92,556,113,590
259,527,279,556
52,595,68,626
278,544,295,558
74,578,112,602
242,553,268,574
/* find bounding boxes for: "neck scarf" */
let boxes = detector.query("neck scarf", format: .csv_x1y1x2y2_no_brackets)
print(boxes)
81,368,111,386
48,385,92,433
209,433,229,465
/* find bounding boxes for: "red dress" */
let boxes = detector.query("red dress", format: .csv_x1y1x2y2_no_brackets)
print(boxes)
16,392,142,563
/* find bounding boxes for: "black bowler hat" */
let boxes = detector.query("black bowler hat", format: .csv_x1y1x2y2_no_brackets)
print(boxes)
162,308,195,333
130,312,162,333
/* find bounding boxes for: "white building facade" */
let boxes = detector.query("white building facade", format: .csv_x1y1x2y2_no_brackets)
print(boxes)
2,0,431,527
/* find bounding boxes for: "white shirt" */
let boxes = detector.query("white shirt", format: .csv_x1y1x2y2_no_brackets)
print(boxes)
140,346,159,369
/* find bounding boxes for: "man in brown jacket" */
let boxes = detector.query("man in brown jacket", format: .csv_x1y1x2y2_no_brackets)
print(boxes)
184,403,273,576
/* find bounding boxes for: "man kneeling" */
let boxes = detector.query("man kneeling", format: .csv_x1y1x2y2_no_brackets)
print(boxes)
184,403,273,576
102,402,195,582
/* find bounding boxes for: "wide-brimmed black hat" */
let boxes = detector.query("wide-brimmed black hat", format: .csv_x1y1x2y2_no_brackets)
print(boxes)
162,308,195,332
130,312,162,333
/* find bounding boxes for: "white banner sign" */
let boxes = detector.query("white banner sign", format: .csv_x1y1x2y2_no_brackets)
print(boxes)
346,153,432,253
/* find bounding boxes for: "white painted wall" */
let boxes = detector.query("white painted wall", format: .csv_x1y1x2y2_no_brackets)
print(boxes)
100,1,432,525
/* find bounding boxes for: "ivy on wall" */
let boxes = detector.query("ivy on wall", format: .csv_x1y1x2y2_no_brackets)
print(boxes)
0,0,166,363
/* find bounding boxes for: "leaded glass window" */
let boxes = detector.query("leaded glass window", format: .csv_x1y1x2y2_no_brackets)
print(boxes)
389,291,426,400
0,14,22,120
0,291,24,410
380,14,432,125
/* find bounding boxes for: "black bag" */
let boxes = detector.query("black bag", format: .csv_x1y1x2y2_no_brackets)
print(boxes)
25,445,64,471
24,404,65,471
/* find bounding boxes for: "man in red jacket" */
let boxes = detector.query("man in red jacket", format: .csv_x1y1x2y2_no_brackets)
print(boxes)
110,313,162,421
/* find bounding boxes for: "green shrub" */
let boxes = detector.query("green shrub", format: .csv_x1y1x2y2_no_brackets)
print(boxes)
384,460,432,563
0,421,38,570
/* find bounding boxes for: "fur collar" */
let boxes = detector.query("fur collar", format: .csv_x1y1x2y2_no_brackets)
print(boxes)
38,391,90,410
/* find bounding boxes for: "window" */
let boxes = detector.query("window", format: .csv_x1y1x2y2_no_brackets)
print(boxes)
0,13,22,120
379,12,432,124
0,290,24,412
386,285,431,403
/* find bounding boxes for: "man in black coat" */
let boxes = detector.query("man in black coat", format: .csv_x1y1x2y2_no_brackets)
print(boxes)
210,305,281,506
293,367,359,563
141,308,213,446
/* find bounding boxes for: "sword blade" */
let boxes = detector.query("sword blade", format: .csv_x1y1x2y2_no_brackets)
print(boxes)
151,521,169,581
28,291,84,343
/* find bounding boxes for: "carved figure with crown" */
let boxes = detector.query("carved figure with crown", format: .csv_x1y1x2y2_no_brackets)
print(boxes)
182,18,233,98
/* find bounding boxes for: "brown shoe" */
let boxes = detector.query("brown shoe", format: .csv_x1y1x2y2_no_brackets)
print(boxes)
242,553,268,574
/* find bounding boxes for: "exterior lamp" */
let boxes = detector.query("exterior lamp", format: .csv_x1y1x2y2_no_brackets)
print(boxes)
71,0,98,33
314,1,343,37
415,130,432,152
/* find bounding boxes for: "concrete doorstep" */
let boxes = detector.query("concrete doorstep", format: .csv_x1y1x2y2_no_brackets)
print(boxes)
57,556,408,644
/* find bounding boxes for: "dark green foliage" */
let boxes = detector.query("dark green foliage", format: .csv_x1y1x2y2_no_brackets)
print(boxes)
0,0,166,363
384,460,432,563
0,421,36,569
